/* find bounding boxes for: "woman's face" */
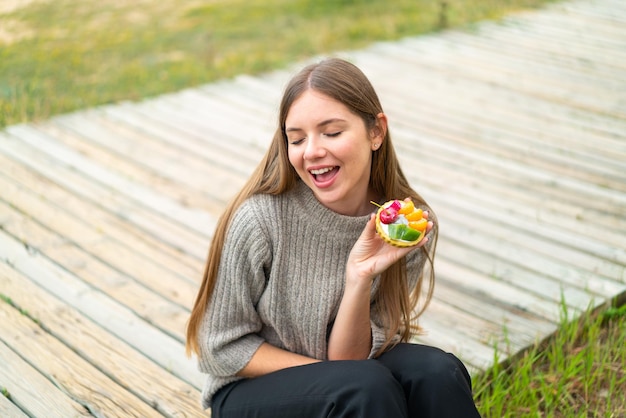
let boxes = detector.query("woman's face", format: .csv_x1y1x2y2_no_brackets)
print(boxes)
285,89,384,216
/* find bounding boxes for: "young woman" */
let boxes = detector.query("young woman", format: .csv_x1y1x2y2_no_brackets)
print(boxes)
186,58,481,417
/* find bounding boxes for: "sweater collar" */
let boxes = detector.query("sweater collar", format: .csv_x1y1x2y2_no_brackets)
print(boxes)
291,181,372,236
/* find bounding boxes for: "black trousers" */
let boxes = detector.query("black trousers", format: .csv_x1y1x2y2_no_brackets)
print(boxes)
211,343,482,418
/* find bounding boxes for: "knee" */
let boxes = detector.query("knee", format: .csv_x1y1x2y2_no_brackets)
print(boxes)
326,361,408,417
323,360,404,403
377,345,478,415
417,348,472,390
356,361,400,394
382,344,472,389
331,360,398,393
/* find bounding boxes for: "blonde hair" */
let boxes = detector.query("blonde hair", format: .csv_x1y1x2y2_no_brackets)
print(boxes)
186,58,437,357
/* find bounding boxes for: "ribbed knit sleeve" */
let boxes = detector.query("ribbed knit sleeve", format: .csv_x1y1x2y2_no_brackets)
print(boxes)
369,319,389,358
197,200,270,378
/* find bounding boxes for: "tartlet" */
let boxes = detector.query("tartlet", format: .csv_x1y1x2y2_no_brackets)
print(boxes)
374,198,427,247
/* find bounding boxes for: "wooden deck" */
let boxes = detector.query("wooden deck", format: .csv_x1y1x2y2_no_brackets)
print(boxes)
1,0,625,416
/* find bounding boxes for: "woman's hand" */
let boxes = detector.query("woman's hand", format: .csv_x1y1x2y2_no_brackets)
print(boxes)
346,212,433,285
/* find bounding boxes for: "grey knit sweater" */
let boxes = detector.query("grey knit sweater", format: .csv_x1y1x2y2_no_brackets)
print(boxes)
197,181,426,409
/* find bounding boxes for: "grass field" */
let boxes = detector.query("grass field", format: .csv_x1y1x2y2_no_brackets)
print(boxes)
1,0,625,416
1,0,561,128
474,303,626,417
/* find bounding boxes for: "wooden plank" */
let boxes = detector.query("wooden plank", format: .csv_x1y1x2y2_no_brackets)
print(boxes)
476,15,626,71
391,93,626,171
393,127,626,216
415,289,556,368
435,259,579,321
406,146,626,248
143,97,270,160
506,11,626,55
371,64,626,167
411,314,495,371
348,55,626,176
167,87,276,133
201,77,281,118
0,262,204,417
101,103,259,180
0,230,204,390
431,277,558,342
205,70,282,106
436,27,626,87
436,242,597,312
383,89,626,157
0,132,210,259
395,118,626,194
363,39,625,117
393,136,626,236
381,69,626,147
505,2,626,33
398,148,626,242
435,267,565,338
562,1,626,24
125,99,266,168
219,69,294,105
438,220,624,299
4,125,214,233
0,151,203,277
0,390,31,418
431,198,626,282
0,298,159,417
496,6,626,51
46,114,244,206
0,173,199,309
418,298,509,350
440,26,626,82
418,46,624,101
0,339,92,417
0,200,190,341
365,49,625,123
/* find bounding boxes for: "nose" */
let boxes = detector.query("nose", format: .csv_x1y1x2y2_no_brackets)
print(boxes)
303,136,326,160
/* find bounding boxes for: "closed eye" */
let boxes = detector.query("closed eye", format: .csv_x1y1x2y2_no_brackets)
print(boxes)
324,131,342,138
289,138,305,145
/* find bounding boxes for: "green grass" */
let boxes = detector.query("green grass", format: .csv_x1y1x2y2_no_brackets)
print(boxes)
0,0,560,128
474,303,626,417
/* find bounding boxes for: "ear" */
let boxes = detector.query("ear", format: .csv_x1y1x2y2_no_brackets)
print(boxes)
370,112,388,150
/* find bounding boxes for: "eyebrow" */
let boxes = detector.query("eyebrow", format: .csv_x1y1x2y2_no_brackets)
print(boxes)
285,118,347,133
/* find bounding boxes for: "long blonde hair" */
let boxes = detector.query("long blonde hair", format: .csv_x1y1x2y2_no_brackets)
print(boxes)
186,58,437,357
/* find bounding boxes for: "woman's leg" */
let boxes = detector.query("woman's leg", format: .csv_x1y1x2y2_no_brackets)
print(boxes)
211,360,408,418
376,343,482,418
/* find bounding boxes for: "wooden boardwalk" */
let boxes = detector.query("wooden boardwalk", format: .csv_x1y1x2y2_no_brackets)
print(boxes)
1,0,625,416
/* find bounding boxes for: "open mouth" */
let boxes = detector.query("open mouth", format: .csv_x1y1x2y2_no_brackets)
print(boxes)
309,166,339,185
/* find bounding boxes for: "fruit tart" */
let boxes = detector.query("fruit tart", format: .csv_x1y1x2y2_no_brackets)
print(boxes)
374,198,428,247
